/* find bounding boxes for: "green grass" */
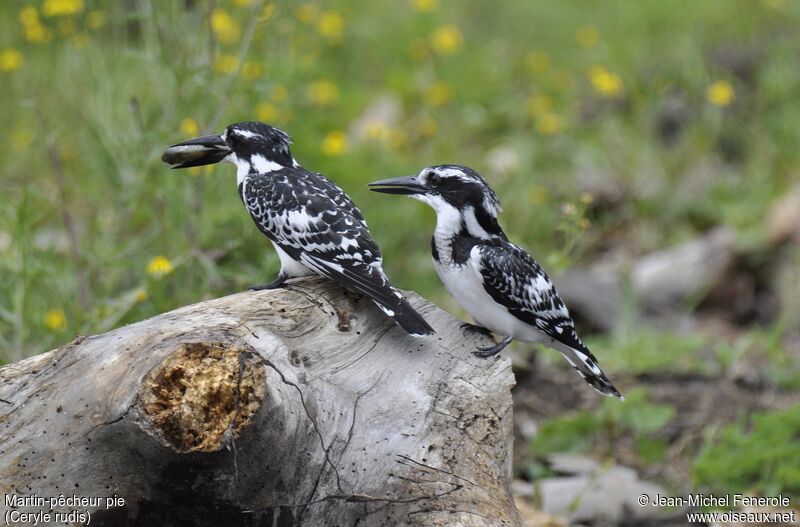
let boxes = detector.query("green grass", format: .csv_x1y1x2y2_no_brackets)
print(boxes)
525,388,675,481
2,0,799,499
693,406,800,497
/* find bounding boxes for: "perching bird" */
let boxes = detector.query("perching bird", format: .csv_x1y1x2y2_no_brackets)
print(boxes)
369,165,622,398
161,121,434,337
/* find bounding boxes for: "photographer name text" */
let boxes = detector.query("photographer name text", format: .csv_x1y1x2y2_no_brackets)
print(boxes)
648,493,790,508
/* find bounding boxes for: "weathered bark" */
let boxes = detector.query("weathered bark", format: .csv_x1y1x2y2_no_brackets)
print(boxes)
0,277,520,526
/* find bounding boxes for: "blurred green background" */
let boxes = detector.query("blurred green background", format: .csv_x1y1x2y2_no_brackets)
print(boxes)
2,0,799,517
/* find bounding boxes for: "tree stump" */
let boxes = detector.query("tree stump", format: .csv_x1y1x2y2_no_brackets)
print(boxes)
0,277,520,526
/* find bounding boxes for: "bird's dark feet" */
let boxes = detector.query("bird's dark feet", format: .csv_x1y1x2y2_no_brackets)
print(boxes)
473,336,513,359
248,274,288,291
460,322,493,337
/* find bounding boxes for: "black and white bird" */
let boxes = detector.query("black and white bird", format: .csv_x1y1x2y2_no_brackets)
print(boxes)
369,165,621,398
161,121,434,337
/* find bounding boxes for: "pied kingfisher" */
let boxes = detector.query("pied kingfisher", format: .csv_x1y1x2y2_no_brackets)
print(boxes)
161,121,434,337
369,165,621,397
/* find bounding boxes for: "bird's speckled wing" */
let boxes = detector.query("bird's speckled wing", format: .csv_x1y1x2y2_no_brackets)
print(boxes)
313,170,369,230
475,239,571,335
474,239,621,397
241,167,380,266
241,167,434,336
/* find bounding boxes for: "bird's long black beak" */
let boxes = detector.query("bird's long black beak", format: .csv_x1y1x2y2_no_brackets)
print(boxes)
367,175,427,195
161,134,231,169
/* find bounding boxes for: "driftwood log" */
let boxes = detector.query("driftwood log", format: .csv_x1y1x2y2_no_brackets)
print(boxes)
0,277,520,526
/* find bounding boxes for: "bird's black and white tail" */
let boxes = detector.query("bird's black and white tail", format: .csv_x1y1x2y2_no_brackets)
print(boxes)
371,288,435,337
299,253,435,337
550,339,623,399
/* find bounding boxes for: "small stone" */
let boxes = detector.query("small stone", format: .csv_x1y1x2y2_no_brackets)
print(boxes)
767,184,800,245
632,226,735,309
537,463,669,523
545,453,602,475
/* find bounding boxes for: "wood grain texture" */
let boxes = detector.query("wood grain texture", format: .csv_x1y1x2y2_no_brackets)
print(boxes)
0,277,520,526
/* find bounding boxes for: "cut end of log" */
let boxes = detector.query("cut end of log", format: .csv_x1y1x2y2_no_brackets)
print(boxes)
136,342,266,453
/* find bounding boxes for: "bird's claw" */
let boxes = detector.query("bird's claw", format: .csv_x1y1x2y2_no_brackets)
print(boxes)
472,336,513,359
248,275,287,291
460,322,493,337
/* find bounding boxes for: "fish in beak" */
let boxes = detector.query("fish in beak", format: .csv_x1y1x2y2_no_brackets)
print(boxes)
161,134,231,169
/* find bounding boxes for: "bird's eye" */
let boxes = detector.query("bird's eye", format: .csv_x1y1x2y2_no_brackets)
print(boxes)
427,172,441,186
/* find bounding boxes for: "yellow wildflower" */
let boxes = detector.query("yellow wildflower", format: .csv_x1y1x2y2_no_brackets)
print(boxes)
12,129,33,152
147,256,174,277
588,65,623,98
213,54,239,74
321,131,348,156
211,8,240,45
707,80,734,107
260,4,277,22
242,61,263,80
526,94,552,116
317,10,343,40
295,4,317,23
424,81,454,107
411,0,438,12
580,192,594,205
42,0,83,17
365,122,389,141
86,10,105,29
134,289,148,302
536,113,563,135
256,102,278,122
579,218,591,230
180,117,200,137
271,83,288,102
0,49,24,72
526,51,550,74
20,7,51,43
430,24,463,55
44,309,67,331
576,25,599,49
308,79,339,106
233,0,253,6
24,23,52,44
420,118,437,137
19,6,39,25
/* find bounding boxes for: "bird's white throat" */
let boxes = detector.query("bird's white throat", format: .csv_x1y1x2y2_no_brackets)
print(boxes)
412,195,462,266
416,194,495,239
228,153,285,185
413,194,500,266
251,154,284,174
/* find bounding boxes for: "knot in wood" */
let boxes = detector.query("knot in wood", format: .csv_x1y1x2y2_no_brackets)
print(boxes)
137,342,266,453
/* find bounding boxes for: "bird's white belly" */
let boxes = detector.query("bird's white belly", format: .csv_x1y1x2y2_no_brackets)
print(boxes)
272,242,313,277
434,260,536,341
